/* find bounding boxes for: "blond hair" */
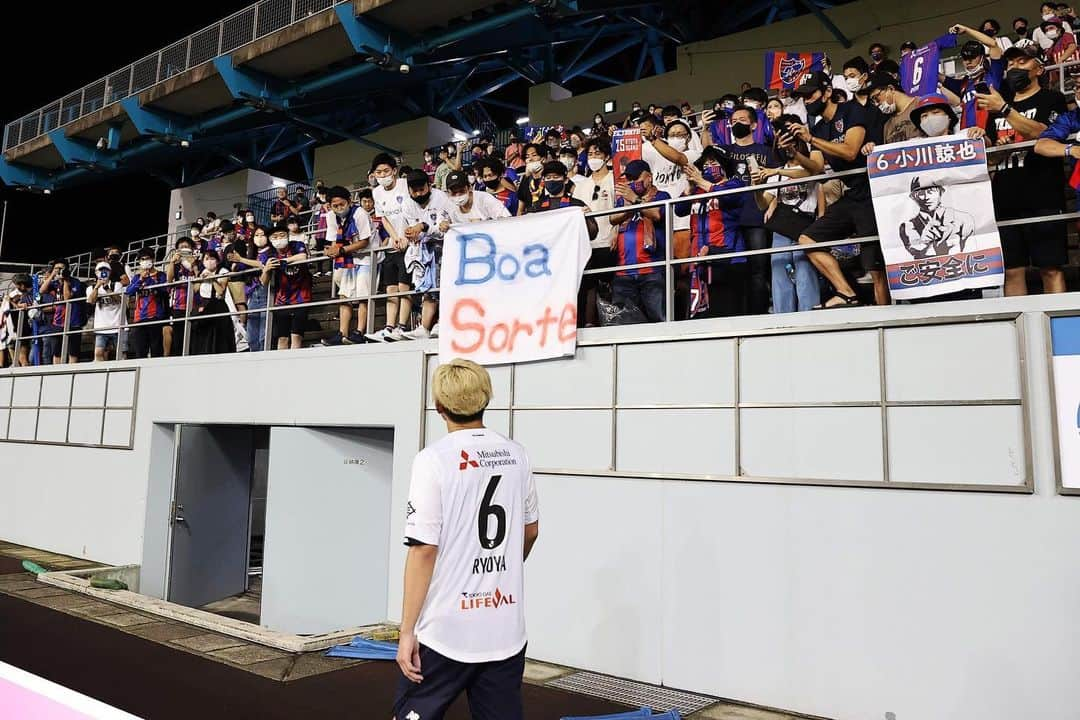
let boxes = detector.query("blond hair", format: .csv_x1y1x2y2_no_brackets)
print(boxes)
433,359,493,419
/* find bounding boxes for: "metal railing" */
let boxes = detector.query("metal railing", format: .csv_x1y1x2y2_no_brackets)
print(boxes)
2,0,343,151
3,130,1078,368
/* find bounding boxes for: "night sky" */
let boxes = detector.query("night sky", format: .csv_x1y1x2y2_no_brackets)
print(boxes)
0,3,255,265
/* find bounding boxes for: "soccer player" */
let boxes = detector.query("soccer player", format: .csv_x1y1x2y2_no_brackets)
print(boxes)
394,359,539,720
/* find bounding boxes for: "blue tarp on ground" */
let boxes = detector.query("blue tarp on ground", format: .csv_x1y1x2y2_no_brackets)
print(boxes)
325,636,398,660
562,708,681,719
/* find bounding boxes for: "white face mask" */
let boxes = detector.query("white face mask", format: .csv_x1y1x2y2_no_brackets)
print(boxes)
780,95,796,106
451,193,470,206
468,175,476,185
181,259,194,270
526,160,543,174
377,175,396,188
877,100,897,115
919,114,951,136
743,100,761,110
139,260,153,271
965,65,985,79
844,76,863,93
245,215,255,222
253,235,268,248
1047,28,1061,39
1044,12,1056,20
667,137,688,152
271,235,288,250
587,157,606,172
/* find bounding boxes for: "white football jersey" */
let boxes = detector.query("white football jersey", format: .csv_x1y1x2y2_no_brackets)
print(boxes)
449,189,512,224
405,427,539,663
373,177,411,242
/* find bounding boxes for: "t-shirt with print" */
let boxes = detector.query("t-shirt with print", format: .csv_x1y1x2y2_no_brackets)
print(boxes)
373,177,411,248
767,171,819,215
405,427,538,664
450,189,512,224
720,142,779,227
986,88,1068,214
642,139,701,231
91,281,125,334
811,100,874,200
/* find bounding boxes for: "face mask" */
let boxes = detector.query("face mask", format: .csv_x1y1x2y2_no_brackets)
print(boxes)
743,100,761,110
667,137,688,152
1016,25,1029,36
526,160,543,174
731,122,753,139
1006,67,1033,92
1047,28,1061,39
181,259,194,270
702,166,722,182
780,95,796,106
543,179,566,196
587,157,606,172
805,97,827,116
1043,12,1056,21
451,193,470,207
254,235,268,248
877,99,897,115
721,100,736,113
271,235,289,250
920,114,951,136
871,50,884,62
844,76,863,93
245,214,255,222
483,178,501,190
467,174,476,185
204,259,219,271
107,253,120,262
377,175,396,188
560,157,576,171
139,260,153,271
412,191,431,206
983,27,998,36
965,64,985,79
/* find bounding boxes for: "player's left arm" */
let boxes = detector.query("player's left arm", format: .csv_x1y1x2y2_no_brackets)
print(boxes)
523,460,540,561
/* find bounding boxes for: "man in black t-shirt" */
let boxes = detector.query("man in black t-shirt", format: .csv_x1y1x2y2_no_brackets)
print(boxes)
788,71,889,307
721,105,780,315
977,42,1068,296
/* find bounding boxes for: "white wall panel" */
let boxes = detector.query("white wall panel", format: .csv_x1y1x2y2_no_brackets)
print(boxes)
68,409,104,446
740,407,884,480
8,409,36,441
616,340,735,406
106,370,136,407
36,409,68,443
888,405,1025,485
740,331,880,403
12,375,40,406
71,373,107,407
512,409,611,470
616,408,735,476
40,374,72,407
513,346,613,406
885,323,1021,401
424,410,510,447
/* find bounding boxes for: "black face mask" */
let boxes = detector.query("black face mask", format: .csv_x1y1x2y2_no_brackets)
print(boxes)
412,191,431,206
543,180,566,196
1015,25,1028,36
983,27,998,36
484,178,501,190
731,122,753,139
1006,68,1033,92
805,97,827,116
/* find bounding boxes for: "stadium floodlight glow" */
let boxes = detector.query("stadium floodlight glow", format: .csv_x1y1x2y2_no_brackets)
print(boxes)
180,139,190,148
603,100,616,113
516,116,529,125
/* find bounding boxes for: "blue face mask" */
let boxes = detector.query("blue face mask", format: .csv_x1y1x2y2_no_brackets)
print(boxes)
702,166,721,182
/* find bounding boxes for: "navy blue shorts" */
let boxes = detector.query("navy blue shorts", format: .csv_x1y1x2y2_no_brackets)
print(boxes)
392,643,526,720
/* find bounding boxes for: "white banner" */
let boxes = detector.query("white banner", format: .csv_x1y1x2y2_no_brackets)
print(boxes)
868,134,1004,300
438,207,591,365
1051,316,1080,490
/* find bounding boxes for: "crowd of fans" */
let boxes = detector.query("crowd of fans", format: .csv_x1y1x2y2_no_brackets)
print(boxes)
2,6,1080,366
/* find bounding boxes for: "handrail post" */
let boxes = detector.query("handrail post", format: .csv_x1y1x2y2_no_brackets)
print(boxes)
263,273,275,351
117,291,129,361
13,307,24,367
182,276,194,356
60,296,71,364
664,193,674,323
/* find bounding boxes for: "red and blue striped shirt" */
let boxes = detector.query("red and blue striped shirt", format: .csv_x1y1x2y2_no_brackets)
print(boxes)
614,190,671,276
125,271,169,322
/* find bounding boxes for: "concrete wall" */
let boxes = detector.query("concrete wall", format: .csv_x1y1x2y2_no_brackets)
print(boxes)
166,169,295,237
528,0,1034,125
2,292,1080,719
313,116,464,187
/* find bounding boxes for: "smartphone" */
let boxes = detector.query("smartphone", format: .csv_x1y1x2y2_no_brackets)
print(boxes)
747,155,760,176
975,82,990,95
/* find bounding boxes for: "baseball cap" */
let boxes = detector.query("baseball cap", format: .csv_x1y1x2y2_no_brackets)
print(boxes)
628,109,650,125
961,40,987,59
622,159,651,179
861,71,900,95
1003,40,1044,63
792,71,832,97
445,170,470,191
900,40,917,52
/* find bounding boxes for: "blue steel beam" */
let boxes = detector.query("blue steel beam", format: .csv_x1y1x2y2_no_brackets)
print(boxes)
0,158,48,188
634,41,649,80
562,26,605,78
119,98,190,139
646,30,665,74
442,64,480,111
334,5,398,54
796,0,851,47
300,146,315,184
106,125,123,151
213,57,283,103
561,35,643,83
257,126,289,165
438,71,520,115
581,71,623,85
477,97,528,113
264,137,318,168
48,130,117,170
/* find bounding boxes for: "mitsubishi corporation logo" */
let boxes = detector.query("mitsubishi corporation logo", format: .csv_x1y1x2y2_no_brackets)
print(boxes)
459,451,479,471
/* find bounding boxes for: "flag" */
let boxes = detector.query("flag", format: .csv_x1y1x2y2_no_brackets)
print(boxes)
763,52,825,90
